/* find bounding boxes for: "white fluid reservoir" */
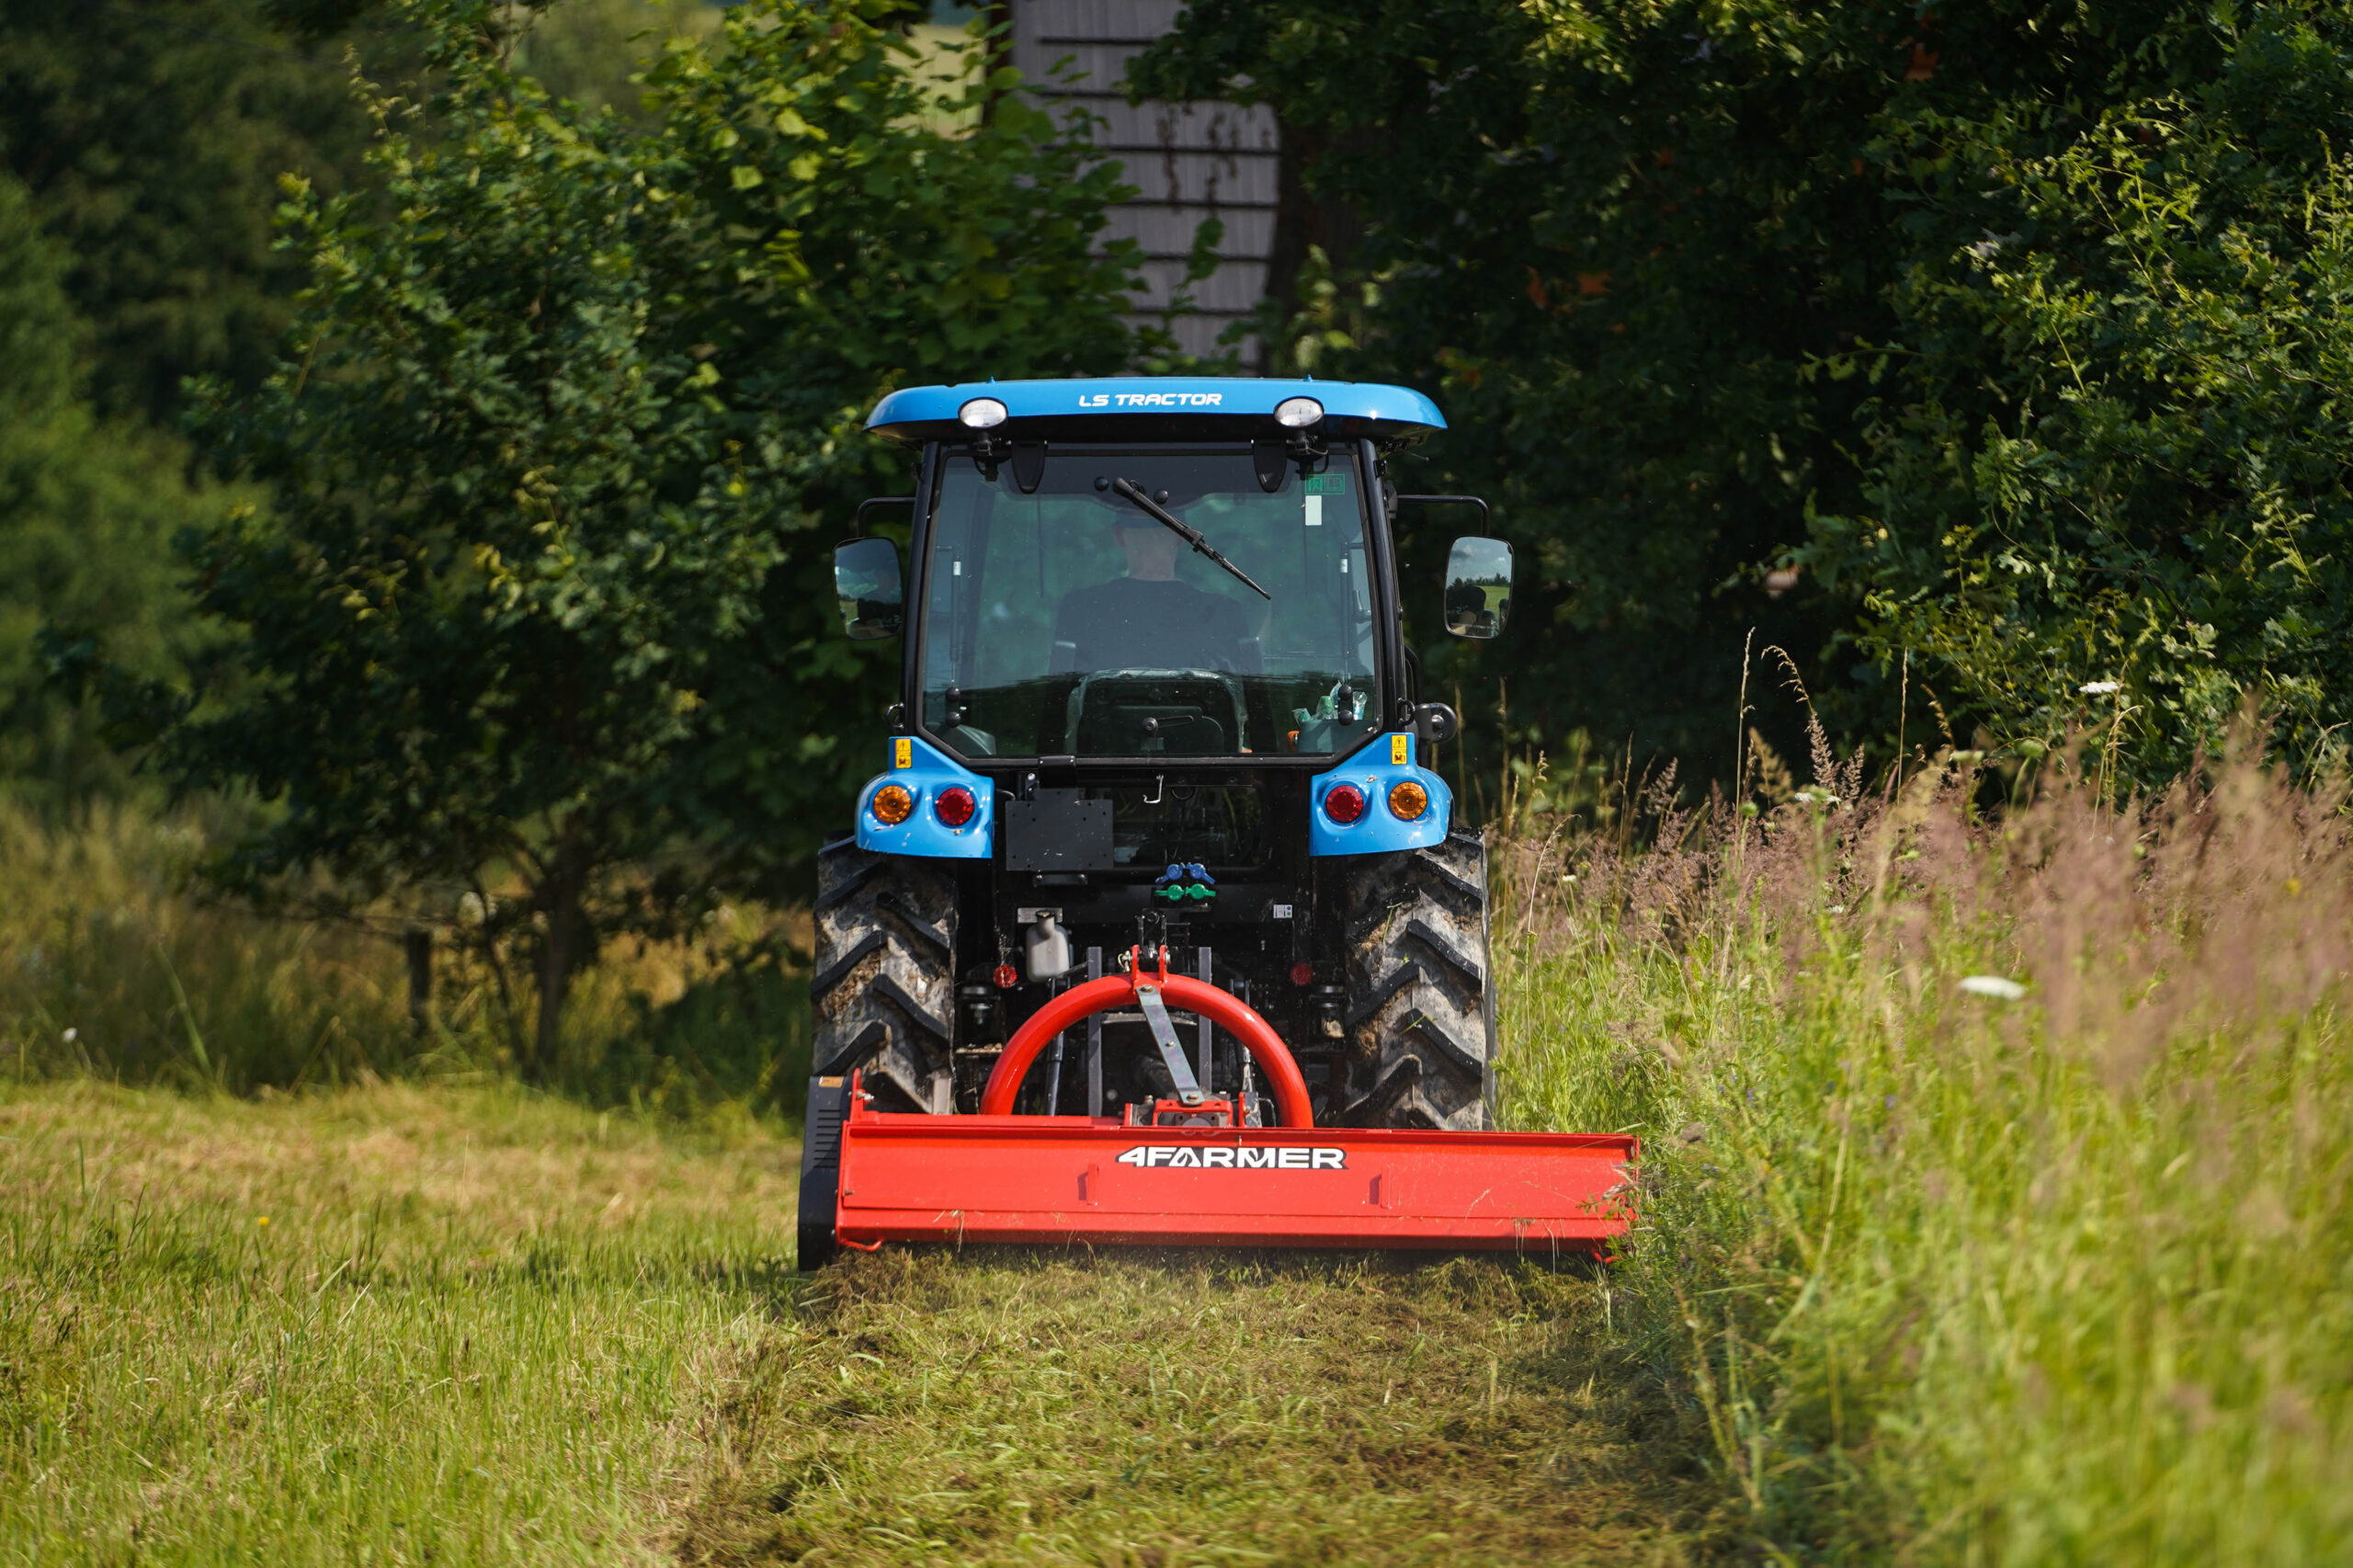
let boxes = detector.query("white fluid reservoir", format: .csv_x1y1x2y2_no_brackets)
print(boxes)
1025,913,1074,982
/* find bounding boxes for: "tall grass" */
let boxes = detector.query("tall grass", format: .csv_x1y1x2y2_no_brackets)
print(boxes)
0,804,812,1118
0,804,431,1090
1495,735,2353,1563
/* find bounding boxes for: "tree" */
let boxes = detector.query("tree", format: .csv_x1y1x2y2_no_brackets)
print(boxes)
1136,0,2353,784
0,0,404,425
0,171,225,806
1803,8,2353,780
1133,0,1909,776
157,0,1141,1073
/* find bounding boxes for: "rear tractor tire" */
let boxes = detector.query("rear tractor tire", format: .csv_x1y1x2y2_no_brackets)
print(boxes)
811,836,957,1115
1336,831,1498,1130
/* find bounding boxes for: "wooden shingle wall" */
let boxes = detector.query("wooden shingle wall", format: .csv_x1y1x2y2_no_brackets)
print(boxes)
1008,0,1277,360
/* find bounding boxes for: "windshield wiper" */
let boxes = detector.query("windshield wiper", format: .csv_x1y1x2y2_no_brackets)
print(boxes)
1099,476,1271,600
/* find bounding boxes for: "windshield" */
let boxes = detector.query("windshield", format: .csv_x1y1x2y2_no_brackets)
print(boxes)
918,446,1380,760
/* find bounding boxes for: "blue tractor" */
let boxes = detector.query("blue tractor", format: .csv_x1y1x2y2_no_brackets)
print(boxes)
802,378,1517,1265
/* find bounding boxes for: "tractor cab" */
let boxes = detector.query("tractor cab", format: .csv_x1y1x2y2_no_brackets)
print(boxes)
843,378,1500,759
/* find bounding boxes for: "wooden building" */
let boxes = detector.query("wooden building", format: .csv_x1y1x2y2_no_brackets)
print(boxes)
1006,0,1279,360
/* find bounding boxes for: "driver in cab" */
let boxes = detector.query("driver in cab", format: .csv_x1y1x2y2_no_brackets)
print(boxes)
1053,511,1257,673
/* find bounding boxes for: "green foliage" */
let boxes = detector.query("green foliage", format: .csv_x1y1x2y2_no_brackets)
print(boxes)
0,173,225,807
175,45,775,1079
638,0,1139,395
0,0,396,809
1807,10,2353,780
0,0,397,423
1134,0,1912,774
0,172,76,415
157,0,1140,1069
1139,0,2353,784
505,0,723,120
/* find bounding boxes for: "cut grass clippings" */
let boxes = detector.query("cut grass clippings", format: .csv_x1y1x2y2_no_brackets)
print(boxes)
673,1248,1711,1567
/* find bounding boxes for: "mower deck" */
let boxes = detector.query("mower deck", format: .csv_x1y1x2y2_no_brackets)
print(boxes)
827,1090,1638,1254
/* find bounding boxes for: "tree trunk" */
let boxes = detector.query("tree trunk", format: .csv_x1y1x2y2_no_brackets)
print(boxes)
1262,117,1369,363
529,853,593,1086
404,926,434,1036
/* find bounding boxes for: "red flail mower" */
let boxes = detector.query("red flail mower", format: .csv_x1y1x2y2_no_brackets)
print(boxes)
804,948,1635,1262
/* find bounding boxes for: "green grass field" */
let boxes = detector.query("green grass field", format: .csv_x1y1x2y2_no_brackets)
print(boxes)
0,1085,1711,1565
4,752,2350,1563
0,1083,790,1563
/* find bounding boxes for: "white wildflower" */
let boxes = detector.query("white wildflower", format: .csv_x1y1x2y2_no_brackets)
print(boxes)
1960,975,2028,1001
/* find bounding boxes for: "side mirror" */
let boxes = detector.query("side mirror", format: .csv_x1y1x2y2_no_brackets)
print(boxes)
834,538,904,641
1443,536,1513,639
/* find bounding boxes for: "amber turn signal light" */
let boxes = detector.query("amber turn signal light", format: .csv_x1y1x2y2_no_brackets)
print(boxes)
1387,780,1429,821
870,783,915,824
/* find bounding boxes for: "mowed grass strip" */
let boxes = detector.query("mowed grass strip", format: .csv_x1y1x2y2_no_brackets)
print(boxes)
0,1082,795,1564
675,1249,1712,1567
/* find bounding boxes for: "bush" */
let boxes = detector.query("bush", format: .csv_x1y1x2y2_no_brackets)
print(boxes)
1813,9,2353,784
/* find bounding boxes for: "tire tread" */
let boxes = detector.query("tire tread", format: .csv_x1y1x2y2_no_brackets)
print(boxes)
1337,833,1496,1129
812,844,956,1112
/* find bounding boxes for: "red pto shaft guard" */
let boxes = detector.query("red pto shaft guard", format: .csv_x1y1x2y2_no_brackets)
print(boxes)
827,951,1638,1255
980,947,1313,1125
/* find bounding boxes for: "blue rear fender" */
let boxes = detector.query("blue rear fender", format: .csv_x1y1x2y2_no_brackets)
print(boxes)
1308,733,1453,856
855,736,994,858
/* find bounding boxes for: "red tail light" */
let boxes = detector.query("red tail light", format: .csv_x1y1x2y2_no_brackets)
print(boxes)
1323,783,1367,824
934,785,977,828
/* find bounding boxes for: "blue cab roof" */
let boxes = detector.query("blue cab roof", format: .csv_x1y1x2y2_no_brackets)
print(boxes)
864,377,1446,444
